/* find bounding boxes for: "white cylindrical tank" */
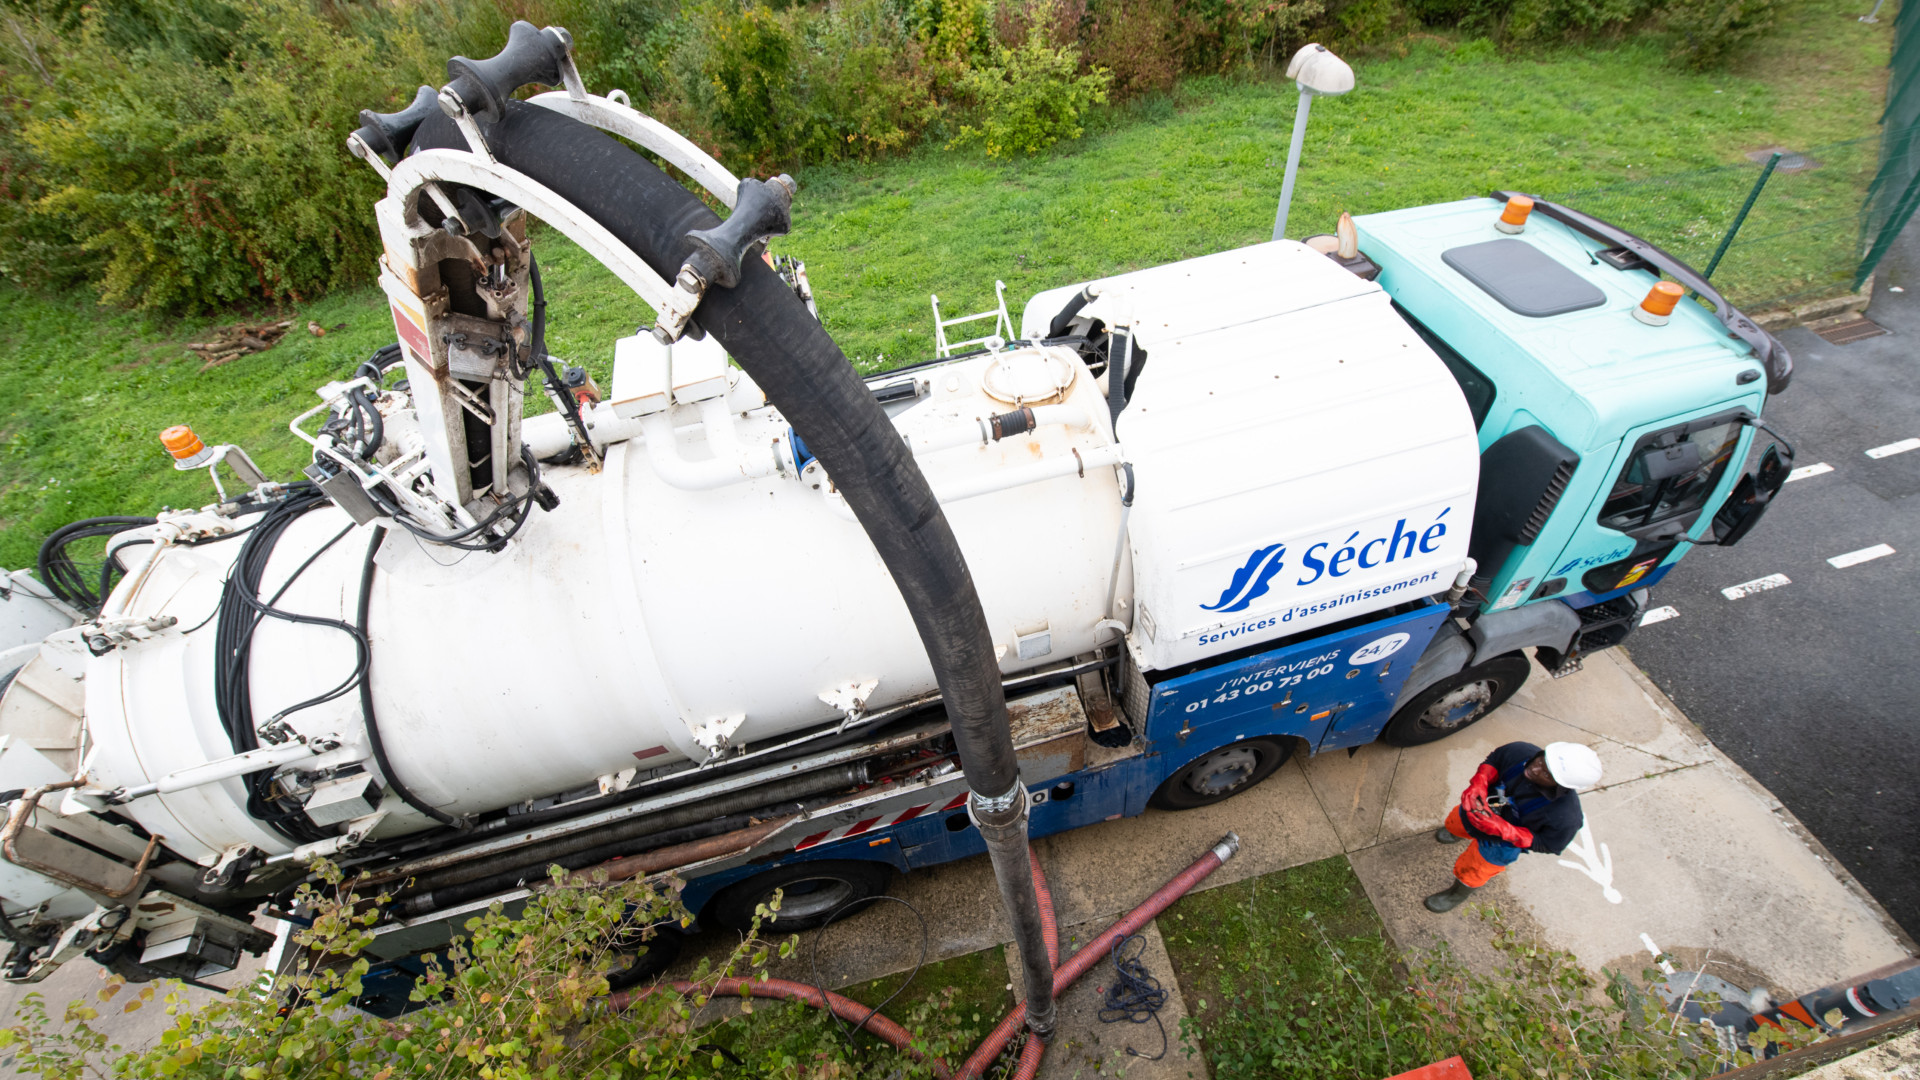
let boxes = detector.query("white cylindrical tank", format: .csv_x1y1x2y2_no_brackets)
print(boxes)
83,347,1128,863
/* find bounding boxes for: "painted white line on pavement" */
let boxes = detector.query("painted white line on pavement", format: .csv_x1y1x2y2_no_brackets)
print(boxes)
1640,933,1677,975
1828,543,1896,569
1865,437,1920,459
1639,605,1680,626
1721,574,1790,600
1785,462,1833,482
1557,825,1622,904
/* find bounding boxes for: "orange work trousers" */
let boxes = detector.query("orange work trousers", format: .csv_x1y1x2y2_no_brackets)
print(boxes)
1444,806,1520,888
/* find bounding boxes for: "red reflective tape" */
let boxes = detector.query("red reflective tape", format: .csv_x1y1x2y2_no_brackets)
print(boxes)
390,301,430,365
943,792,969,811
842,816,885,837
632,745,669,761
1778,1000,1819,1028
795,831,831,850
892,803,932,824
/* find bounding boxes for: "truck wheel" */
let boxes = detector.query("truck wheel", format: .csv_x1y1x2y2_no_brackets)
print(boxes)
1380,652,1530,747
704,860,893,935
603,927,683,991
1150,737,1291,811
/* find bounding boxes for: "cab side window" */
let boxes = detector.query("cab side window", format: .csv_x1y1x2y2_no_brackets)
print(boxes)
1598,416,1744,532
1393,305,1495,430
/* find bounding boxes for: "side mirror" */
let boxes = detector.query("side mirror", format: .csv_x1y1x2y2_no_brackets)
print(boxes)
1709,444,1785,547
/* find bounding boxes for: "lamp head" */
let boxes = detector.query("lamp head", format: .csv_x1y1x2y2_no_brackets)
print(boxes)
1287,43,1354,97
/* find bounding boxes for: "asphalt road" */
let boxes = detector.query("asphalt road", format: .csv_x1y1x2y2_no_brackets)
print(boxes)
1626,231,1920,944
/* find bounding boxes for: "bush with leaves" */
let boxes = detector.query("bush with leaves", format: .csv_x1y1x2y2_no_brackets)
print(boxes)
1665,0,1778,70
950,25,1110,157
0,859,980,1079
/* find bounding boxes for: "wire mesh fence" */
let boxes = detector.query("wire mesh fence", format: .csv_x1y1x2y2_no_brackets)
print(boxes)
1859,0,1920,288
1545,135,1883,314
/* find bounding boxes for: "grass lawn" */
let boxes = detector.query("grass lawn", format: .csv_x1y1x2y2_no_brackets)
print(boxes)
1159,856,1438,1080
0,0,1891,569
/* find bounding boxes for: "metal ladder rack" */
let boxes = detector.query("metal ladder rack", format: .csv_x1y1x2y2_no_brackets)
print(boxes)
930,280,1013,358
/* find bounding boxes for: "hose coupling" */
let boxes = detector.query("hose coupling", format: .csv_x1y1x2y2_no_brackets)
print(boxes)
1211,832,1241,862
967,781,1029,832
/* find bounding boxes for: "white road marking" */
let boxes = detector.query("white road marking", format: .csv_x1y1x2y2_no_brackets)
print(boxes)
1721,573,1790,600
1557,825,1622,904
1639,605,1680,626
1828,543,1896,569
1865,437,1920,459
1785,462,1833,482
1640,933,1677,975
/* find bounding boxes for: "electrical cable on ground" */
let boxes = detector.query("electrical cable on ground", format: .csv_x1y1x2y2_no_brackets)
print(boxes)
810,894,930,1055
1096,933,1168,1060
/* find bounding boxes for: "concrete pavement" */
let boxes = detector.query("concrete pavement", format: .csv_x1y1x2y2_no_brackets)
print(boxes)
703,646,1912,1061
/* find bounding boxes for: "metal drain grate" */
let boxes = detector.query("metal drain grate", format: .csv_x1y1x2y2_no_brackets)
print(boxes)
1810,313,1891,345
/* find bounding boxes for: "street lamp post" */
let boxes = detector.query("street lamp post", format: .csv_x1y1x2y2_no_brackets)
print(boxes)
1273,43,1355,242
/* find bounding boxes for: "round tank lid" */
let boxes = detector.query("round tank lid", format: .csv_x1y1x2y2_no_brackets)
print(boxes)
981,348,1076,405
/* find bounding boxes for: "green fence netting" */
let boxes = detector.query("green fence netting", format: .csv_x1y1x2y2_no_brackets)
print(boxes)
1858,0,1920,288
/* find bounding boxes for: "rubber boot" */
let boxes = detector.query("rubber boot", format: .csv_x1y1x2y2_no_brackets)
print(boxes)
1435,827,1463,845
1424,878,1477,913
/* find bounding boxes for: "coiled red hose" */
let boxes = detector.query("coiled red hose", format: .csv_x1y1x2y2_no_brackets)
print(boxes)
610,834,1236,1080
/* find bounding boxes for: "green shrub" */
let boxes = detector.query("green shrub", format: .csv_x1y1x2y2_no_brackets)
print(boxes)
1667,0,1778,69
801,0,945,157
9,0,395,311
1085,0,1195,98
951,25,1110,157
0,859,977,1079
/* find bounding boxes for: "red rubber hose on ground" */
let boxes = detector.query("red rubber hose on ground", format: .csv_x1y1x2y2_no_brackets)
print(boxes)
956,834,1239,1080
610,833,1237,1080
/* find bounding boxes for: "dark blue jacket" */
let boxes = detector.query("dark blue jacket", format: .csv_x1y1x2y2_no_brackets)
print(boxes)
1460,741,1583,856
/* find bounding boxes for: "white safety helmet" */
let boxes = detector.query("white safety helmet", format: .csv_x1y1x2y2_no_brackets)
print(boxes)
1544,742,1603,791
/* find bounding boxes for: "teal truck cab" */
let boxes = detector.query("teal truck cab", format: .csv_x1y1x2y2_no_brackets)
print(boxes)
1346,192,1792,736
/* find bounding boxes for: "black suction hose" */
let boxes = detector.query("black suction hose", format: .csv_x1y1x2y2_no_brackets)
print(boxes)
356,527,464,828
410,101,1056,1038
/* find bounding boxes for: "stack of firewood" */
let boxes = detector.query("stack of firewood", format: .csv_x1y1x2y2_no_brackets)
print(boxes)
185,321,293,370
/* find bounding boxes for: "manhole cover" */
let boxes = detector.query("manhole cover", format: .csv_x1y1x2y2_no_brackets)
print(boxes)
1745,147,1817,172
1809,313,1890,345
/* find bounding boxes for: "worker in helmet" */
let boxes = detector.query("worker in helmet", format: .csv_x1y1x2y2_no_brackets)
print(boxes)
1425,741,1604,913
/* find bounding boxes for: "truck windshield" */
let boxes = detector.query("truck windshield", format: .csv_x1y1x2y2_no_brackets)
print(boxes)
1393,304,1495,430
1598,416,1744,531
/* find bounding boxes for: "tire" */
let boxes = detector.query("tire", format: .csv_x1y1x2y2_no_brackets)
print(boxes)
704,860,894,935
1380,652,1531,747
602,926,684,991
1149,737,1292,811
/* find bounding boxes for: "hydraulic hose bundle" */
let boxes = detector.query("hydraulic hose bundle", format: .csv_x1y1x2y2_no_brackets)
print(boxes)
36,516,159,615
211,485,364,843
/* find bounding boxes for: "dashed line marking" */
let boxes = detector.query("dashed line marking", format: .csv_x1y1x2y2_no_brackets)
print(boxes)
1721,574,1790,600
1785,462,1833,482
1828,543,1895,569
1865,437,1920,459
1639,605,1680,626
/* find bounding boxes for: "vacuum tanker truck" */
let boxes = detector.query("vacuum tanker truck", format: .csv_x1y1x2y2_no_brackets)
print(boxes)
0,25,1794,1008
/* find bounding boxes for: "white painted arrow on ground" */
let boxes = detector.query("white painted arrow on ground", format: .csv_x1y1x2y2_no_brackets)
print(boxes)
1558,824,1622,904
